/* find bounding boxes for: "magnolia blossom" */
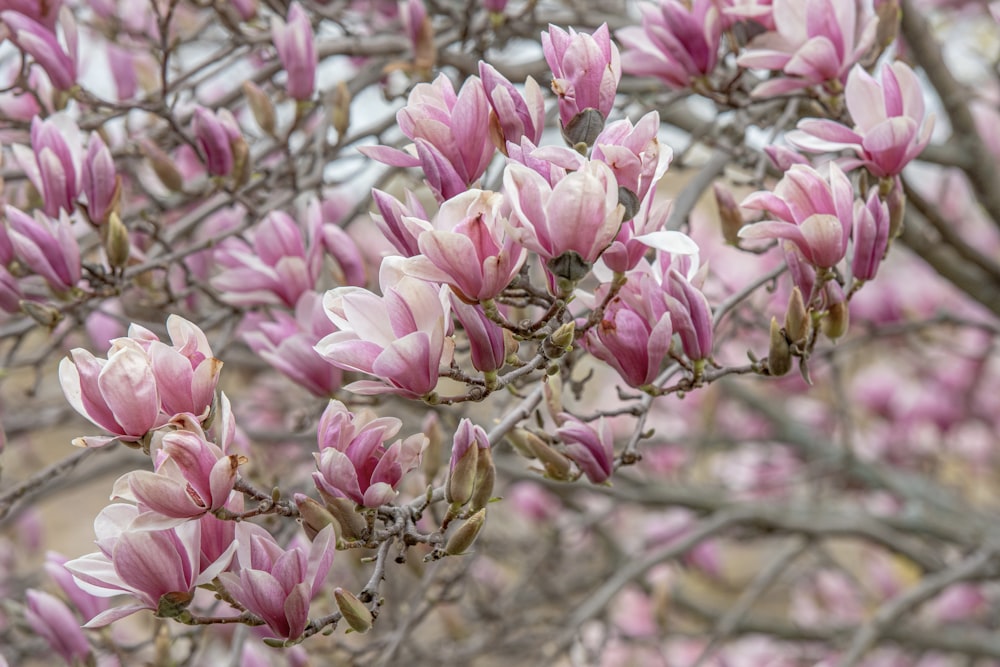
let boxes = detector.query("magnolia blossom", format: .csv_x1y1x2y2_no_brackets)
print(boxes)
243,291,343,397
272,1,317,100
316,262,453,397
312,400,426,507
852,188,891,281
217,523,335,640
617,0,723,89
542,24,621,129
4,205,81,292
23,590,92,665
478,62,545,150
790,62,935,178
555,413,615,483
1,8,77,90
81,133,120,224
12,114,82,217
213,209,322,308
59,315,222,447
360,74,494,201
451,297,509,374
739,163,854,269
399,189,527,303
370,188,428,257
65,504,237,627
192,106,244,178
591,111,672,205
737,0,878,97
111,429,244,528
504,159,624,280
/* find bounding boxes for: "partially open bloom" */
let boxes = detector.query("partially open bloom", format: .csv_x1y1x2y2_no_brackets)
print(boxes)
739,163,854,269
65,504,236,627
555,413,615,483
543,24,621,130
592,111,671,206
81,133,120,225
12,114,82,217
271,1,317,100
312,400,426,507
400,189,526,303
192,106,245,178
478,62,545,150
789,62,934,178
23,590,92,665
112,430,244,527
360,75,494,201
851,188,890,281
218,523,335,640
317,262,453,397
243,291,343,397
504,159,624,280
737,0,878,97
213,209,322,308
4,205,81,292
451,297,509,374
1,8,77,90
582,276,673,388
617,0,723,89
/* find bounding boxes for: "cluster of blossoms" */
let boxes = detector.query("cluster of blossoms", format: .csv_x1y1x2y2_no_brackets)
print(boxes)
0,0,965,664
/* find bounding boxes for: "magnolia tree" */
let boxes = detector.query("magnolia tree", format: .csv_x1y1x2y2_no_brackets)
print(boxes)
1,0,1000,665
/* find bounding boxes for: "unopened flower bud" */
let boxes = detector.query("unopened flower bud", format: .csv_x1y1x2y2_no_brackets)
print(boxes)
784,287,809,344
230,134,251,187
543,321,576,359
469,445,495,513
714,182,744,246
242,81,276,136
314,491,369,541
21,300,62,328
446,436,479,507
886,178,906,240
445,508,486,555
140,139,183,192
334,587,372,633
506,429,574,480
295,494,338,541
618,186,640,222
544,374,564,424
103,211,130,270
329,80,352,139
822,283,849,340
562,107,605,151
767,316,792,377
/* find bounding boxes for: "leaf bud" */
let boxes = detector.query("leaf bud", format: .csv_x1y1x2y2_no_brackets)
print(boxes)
767,316,792,377
334,588,372,634
445,508,486,556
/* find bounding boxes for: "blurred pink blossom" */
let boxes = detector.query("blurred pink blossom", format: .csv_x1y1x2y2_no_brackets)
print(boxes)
272,1,317,100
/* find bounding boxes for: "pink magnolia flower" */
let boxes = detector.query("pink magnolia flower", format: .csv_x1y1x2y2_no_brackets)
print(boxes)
316,262,453,398
504,159,625,279
542,24,621,129
45,552,110,624
23,589,92,665
192,106,244,178
582,275,673,388
789,62,935,178
1,8,77,90
312,400,426,507
243,291,343,398
217,523,335,640
555,413,615,483
272,1,317,101
739,162,854,269
3,205,81,292
126,315,223,420
12,114,82,217
445,418,490,505
111,430,245,528
60,315,222,447
65,504,237,627
601,189,672,273
591,111,672,205
478,62,545,150
654,249,714,362
59,343,162,448
852,188,890,281
399,189,527,303
371,188,428,257
360,74,494,201
617,0,723,89
0,0,63,28
737,0,878,97
451,296,508,374
213,209,323,308
81,133,120,225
